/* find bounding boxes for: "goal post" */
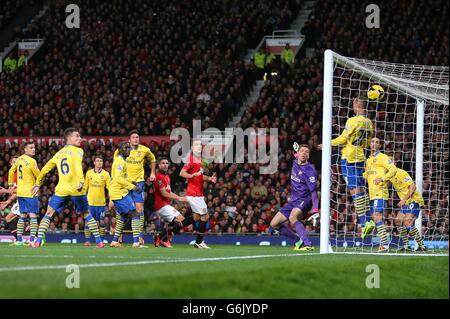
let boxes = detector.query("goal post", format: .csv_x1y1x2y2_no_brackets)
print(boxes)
320,49,449,254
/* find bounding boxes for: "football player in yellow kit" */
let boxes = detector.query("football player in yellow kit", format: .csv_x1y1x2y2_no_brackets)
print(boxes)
113,130,156,246
319,97,374,236
363,137,398,252
390,167,427,251
83,155,111,246
31,128,104,248
109,142,143,248
7,142,40,246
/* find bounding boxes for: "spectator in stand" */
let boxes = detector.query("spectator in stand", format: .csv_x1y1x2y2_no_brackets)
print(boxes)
254,48,266,79
3,54,17,73
251,179,268,201
280,43,294,65
17,51,28,68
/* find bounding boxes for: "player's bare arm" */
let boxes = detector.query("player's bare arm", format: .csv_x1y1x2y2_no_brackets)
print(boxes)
159,187,186,202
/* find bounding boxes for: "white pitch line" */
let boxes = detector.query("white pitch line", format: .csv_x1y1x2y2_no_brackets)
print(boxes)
0,253,316,273
0,255,173,260
333,252,449,257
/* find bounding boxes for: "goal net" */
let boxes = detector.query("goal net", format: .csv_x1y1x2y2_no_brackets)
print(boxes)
320,50,449,254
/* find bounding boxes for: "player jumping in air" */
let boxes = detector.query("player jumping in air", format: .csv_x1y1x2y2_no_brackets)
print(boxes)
180,138,217,249
109,142,144,248
7,142,40,246
390,167,427,251
113,130,156,247
153,157,193,248
269,143,319,251
31,128,105,248
83,155,111,246
318,96,374,237
363,137,398,252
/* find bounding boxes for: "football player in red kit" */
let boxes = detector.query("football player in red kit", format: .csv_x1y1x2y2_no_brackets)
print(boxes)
153,157,192,247
179,138,217,249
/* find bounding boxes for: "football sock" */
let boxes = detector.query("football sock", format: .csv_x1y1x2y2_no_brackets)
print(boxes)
398,226,409,247
30,217,38,242
172,215,194,233
293,221,312,246
160,224,168,242
37,215,52,242
408,226,425,247
353,192,371,227
84,225,91,242
195,220,207,245
85,214,102,244
113,216,126,242
99,221,106,237
376,221,389,246
139,210,145,238
279,223,300,241
16,216,25,242
132,217,140,244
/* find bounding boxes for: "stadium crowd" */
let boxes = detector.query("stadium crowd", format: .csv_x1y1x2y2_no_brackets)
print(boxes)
0,0,448,240
0,0,25,31
0,0,299,136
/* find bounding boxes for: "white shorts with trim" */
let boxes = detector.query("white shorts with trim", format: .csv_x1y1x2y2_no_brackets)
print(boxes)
186,196,208,215
156,205,181,223
11,201,20,216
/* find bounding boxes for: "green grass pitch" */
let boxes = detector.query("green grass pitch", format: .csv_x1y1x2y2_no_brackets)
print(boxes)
0,243,447,298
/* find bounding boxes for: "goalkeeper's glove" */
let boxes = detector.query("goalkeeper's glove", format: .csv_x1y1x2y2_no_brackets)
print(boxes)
293,142,300,152
308,209,320,227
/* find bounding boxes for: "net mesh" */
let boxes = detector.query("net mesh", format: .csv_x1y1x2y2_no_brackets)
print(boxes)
328,53,449,253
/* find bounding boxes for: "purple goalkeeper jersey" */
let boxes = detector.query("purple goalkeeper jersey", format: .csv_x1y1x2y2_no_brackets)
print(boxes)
290,160,319,205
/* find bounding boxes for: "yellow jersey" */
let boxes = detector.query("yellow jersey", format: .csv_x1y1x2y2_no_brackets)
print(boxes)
109,155,135,200
364,151,397,200
332,115,373,163
8,154,40,198
84,168,111,206
113,144,156,182
390,168,424,206
36,145,86,196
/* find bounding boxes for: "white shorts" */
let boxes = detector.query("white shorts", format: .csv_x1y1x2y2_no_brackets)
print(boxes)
186,196,208,215
156,205,181,223
11,201,20,216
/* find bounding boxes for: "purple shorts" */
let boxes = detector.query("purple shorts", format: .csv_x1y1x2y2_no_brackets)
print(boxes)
280,198,312,219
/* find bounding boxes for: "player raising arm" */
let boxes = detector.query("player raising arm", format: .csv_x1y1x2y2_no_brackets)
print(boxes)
109,142,144,248
390,167,427,251
363,137,397,252
31,128,104,248
269,143,319,251
83,155,111,246
318,97,374,236
179,138,217,249
153,157,193,248
7,142,40,246
113,130,156,247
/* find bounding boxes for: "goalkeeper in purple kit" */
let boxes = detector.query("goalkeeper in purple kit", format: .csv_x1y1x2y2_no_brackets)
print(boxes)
269,143,319,251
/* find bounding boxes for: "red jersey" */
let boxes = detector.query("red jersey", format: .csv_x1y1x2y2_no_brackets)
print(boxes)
182,153,204,197
153,172,172,211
